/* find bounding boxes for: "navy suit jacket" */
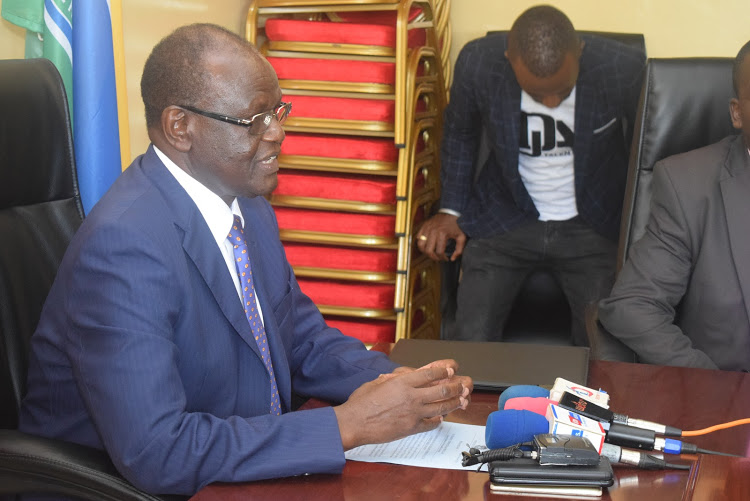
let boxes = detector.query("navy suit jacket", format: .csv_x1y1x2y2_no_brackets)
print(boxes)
441,34,645,241
20,146,398,495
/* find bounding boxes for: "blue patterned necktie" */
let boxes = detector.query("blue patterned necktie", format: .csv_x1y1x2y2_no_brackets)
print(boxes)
227,215,281,415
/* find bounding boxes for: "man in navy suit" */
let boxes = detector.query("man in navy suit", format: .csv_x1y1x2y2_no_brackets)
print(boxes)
417,5,645,345
19,24,472,495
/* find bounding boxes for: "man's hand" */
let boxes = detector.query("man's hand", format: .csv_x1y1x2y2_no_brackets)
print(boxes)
379,360,474,394
416,213,467,261
333,363,472,450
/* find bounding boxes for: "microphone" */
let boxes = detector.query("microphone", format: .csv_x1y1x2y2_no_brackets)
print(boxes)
482,408,693,470
494,381,715,457
557,391,682,437
548,403,701,455
600,443,689,470
550,377,610,409
504,384,683,437
503,396,555,416
485,409,549,449
497,385,550,410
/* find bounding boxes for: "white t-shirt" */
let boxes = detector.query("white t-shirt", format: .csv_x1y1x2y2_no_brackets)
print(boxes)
518,88,578,221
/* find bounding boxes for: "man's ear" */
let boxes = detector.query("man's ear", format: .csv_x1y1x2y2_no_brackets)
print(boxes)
730,98,743,130
161,106,192,152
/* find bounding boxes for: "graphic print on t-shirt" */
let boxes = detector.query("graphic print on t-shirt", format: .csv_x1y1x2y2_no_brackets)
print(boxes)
520,112,574,156
517,88,577,221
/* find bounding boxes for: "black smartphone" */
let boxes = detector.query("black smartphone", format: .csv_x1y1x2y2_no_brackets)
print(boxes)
445,238,456,259
489,456,614,487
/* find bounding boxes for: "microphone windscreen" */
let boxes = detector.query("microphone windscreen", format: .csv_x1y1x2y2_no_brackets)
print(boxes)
485,409,549,449
497,385,550,410
504,396,555,416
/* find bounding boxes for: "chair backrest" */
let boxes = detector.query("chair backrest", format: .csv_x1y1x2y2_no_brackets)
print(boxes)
617,58,736,270
0,58,85,429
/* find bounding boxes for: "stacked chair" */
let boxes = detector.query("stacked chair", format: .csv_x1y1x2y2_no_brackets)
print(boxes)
246,0,451,344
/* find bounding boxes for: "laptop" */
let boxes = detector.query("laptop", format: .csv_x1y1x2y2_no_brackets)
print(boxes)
388,339,589,391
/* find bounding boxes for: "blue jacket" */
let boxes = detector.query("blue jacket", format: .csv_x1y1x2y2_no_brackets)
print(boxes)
20,146,398,495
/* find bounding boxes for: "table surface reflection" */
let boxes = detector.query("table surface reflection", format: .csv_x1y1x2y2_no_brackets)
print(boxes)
191,351,750,501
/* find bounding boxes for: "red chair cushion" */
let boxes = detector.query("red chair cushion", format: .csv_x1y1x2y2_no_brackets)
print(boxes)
327,7,423,26
281,132,399,162
285,94,394,122
297,278,395,308
268,56,396,85
264,18,426,48
284,243,397,272
274,207,395,236
275,170,396,203
325,316,395,344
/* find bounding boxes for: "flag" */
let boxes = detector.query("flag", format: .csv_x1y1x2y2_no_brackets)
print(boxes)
2,0,129,214
1,0,73,113
72,0,125,214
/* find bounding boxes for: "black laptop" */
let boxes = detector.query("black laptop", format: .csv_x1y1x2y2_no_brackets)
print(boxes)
388,339,589,391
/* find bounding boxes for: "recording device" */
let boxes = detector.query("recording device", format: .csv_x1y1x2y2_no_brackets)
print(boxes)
533,434,600,466
480,433,614,491
465,433,602,467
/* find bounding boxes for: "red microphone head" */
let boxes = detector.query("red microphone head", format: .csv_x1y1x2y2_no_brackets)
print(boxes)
503,396,556,416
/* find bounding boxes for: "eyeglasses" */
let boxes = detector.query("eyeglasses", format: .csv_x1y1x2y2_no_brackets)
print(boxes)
179,101,292,135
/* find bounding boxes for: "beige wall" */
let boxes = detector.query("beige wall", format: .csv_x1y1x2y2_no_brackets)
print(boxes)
0,3,25,60
449,1,747,64
119,0,251,162
1,0,748,163
0,0,251,162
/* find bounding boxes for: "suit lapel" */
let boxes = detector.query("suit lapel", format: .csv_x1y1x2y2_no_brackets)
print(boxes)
180,222,263,358
720,136,750,322
142,147,263,359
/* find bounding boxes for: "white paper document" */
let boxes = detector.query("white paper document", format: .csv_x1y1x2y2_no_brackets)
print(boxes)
344,421,486,470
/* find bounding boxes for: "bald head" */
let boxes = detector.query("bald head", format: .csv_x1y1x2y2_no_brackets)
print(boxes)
140,23,261,129
507,5,580,78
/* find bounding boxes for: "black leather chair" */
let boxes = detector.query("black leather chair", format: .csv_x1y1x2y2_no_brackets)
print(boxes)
440,32,646,345
586,57,736,360
615,57,736,271
0,58,178,501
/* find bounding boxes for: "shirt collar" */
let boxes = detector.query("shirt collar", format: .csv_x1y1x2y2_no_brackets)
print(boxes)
154,145,243,246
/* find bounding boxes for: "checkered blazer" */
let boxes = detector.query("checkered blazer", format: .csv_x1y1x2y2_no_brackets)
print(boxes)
440,34,645,241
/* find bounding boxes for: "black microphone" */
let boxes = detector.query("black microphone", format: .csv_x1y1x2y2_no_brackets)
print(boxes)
557,391,682,437
600,443,689,470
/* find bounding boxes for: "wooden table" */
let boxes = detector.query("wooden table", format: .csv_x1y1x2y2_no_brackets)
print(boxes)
191,356,750,501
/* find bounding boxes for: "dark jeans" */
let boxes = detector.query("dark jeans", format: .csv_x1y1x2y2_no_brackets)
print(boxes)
450,217,616,346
